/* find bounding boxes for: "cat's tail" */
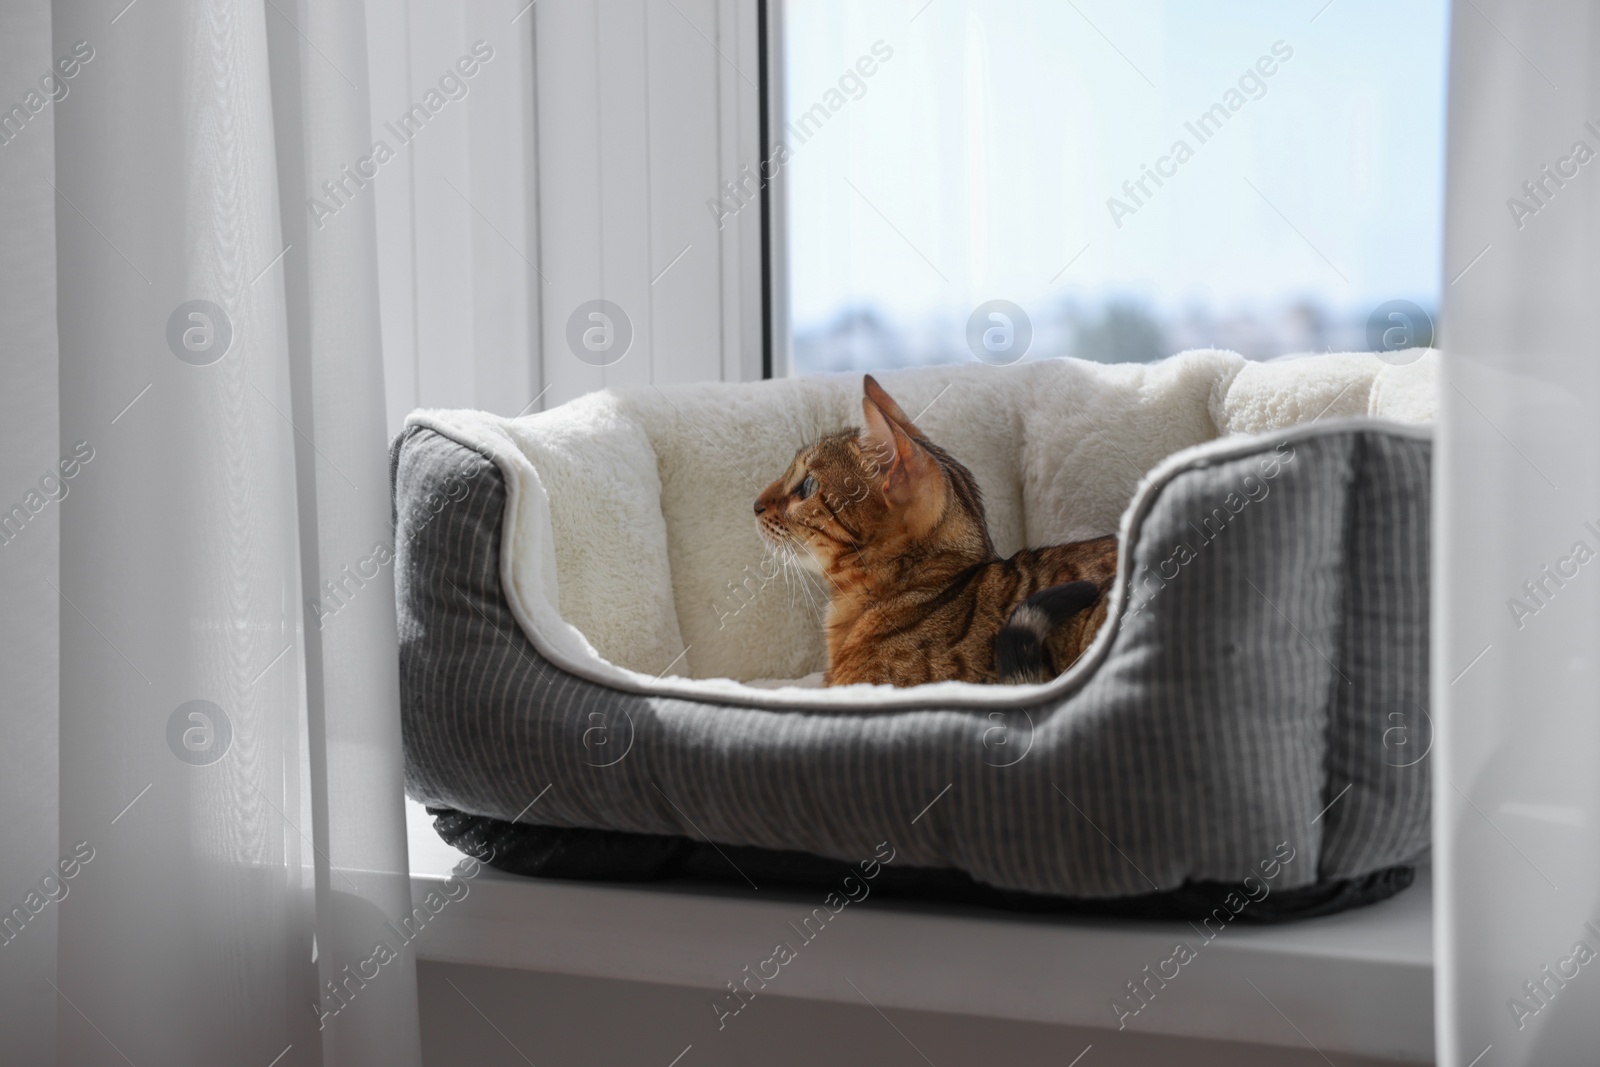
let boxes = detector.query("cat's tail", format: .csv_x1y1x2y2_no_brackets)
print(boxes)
995,580,1102,684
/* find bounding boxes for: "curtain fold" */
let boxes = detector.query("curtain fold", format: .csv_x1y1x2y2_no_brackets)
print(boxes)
0,4,63,1064
1438,0,1600,1061
42,1,420,1064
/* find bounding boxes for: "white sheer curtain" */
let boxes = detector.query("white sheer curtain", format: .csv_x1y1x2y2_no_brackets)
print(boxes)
1,1,421,1063
0,3,64,1063
1439,0,1600,1060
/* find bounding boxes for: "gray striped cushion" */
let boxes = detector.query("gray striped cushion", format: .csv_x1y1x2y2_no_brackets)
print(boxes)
393,424,1431,898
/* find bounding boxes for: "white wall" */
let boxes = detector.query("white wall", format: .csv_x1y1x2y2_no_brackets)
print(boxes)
417,962,1421,1067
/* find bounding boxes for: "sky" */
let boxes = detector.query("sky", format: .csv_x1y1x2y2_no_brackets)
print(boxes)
783,0,1450,331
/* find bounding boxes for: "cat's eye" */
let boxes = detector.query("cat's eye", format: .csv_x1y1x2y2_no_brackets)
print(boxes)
796,476,817,500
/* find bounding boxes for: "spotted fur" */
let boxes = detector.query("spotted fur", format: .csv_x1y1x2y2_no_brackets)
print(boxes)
754,376,1118,687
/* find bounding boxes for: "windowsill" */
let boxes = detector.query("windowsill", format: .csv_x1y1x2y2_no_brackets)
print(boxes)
406,799,1432,1062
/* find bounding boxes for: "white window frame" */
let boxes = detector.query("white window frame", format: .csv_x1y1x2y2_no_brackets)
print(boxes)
372,0,776,435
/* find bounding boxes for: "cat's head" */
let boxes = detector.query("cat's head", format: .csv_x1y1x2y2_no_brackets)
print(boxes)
754,375,994,575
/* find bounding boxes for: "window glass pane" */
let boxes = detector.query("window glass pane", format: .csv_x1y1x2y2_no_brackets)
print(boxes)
782,0,1448,374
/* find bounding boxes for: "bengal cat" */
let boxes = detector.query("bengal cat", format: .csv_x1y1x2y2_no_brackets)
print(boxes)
754,375,1119,687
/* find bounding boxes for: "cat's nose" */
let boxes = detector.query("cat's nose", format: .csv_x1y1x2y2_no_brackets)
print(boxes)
753,500,767,515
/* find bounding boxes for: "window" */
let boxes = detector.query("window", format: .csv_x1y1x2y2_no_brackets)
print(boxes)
781,0,1448,374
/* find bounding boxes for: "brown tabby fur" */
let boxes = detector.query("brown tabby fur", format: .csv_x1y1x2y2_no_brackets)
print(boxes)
754,376,1119,687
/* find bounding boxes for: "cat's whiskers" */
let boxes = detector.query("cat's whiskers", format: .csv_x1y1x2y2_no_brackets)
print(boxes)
795,574,825,616
775,544,826,617
795,555,834,617
787,553,808,612
764,542,802,613
783,557,802,611
767,542,796,608
778,550,800,609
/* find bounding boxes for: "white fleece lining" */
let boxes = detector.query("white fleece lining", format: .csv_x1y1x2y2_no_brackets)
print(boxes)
404,351,1435,711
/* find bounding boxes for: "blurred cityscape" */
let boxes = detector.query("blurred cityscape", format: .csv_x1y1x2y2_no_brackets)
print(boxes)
792,298,1433,375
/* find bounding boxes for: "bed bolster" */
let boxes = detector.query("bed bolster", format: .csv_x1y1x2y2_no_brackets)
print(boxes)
392,422,1432,908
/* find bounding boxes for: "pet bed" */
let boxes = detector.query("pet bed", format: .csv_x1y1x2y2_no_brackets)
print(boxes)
393,350,1435,916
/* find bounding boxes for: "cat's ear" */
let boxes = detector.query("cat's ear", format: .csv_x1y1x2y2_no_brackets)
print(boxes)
861,397,945,528
863,375,926,439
